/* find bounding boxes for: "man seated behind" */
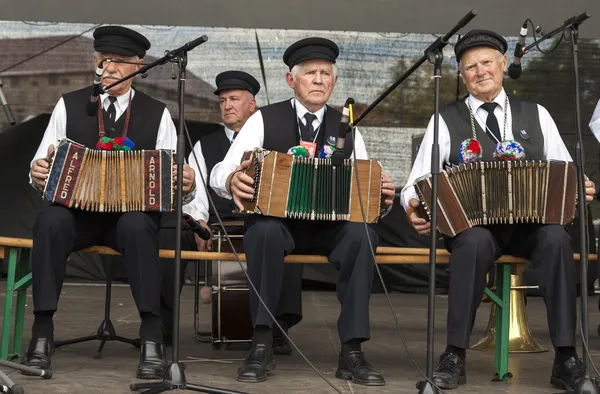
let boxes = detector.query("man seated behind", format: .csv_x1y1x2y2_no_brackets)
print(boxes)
402,29,596,392
210,37,395,385
24,25,196,380
161,70,304,355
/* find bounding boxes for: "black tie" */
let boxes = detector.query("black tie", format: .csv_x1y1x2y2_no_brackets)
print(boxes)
301,112,318,142
104,96,118,135
480,102,502,143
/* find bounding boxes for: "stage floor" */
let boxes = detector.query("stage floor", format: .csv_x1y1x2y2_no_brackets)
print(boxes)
2,282,600,394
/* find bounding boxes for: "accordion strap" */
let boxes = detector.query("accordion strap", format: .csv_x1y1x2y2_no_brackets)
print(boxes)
97,90,133,138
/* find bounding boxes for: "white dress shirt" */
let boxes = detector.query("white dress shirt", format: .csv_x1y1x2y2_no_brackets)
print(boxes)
210,98,369,199
185,126,237,222
590,99,600,142
30,87,195,204
400,88,573,212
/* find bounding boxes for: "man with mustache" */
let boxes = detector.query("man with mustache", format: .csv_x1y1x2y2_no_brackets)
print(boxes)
402,29,596,391
24,25,196,380
210,37,395,385
161,70,304,355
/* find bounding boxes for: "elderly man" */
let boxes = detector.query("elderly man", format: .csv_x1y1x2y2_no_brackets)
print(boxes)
402,29,596,391
590,99,600,142
210,37,395,386
24,26,196,380
161,71,305,355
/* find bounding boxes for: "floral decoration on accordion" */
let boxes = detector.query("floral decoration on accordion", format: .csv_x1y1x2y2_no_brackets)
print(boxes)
318,145,336,159
493,140,525,161
287,145,309,157
96,136,135,151
458,138,482,163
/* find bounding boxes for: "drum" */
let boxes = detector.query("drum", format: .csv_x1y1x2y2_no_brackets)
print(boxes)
210,221,253,348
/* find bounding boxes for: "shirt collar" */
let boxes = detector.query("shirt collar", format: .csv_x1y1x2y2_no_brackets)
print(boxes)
224,126,236,142
468,88,507,113
291,98,326,124
100,88,135,111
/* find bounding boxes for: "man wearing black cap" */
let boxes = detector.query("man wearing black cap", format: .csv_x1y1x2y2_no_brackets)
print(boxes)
210,37,395,386
25,25,196,380
161,70,305,355
402,29,595,391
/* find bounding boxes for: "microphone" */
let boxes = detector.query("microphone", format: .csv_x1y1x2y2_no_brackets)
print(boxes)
86,59,106,116
0,77,16,126
508,22,528,79
331,98,354,166
183,213,211,241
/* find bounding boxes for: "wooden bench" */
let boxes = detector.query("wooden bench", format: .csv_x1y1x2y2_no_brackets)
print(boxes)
0,235,596,382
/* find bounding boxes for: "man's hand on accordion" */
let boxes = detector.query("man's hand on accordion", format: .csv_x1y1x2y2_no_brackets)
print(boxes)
227,159,254,210
381,173,395,209
172,163,196,194
407,198,430,236
31,144,55,189
585,175,596,204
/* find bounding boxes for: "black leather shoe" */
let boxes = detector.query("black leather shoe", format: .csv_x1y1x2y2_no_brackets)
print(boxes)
432,352,466,389
550,357,585,391
273,336,292,355
20,338,54,375
237,343,276,383
335,350,385,386
136,341,168,380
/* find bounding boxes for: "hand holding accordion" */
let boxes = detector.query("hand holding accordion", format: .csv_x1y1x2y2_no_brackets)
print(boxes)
413,160,578,237
232,148,383,223
42,138,175,212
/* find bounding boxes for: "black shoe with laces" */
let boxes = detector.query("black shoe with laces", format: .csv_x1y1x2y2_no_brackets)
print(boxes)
550,357,585,391
431,352,466,389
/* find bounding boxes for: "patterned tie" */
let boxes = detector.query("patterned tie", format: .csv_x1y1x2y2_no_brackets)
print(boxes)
301,112,318,142
480,102,502,143
104,96,118,135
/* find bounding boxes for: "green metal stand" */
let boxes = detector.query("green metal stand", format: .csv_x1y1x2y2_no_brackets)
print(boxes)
483,263,513,381
1,247,32,360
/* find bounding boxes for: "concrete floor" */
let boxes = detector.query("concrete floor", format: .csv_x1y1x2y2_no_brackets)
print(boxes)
2,282,600,394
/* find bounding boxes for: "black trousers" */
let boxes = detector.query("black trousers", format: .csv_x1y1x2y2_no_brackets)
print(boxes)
159,221,305,330
244,216,378,343
445,224,577,350
32,205,162,316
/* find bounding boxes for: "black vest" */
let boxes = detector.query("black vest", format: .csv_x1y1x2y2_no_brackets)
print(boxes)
440,94,544,165
62,86,166,150
199,127,244,223
261,100,354,157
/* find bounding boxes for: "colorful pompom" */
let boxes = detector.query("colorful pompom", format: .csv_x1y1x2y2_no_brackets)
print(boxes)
458,138,482,163
96,136,114,151
287,146,309,157
494,140,525,161
318,145,335,159
113,136,135,151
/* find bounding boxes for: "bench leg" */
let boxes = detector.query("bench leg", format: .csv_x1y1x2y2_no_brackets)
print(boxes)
12,253,30,359
1,248,19,360
493,263,513,381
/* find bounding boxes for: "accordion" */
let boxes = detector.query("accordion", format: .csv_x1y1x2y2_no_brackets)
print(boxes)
414,160,577,237
43,138,175,212
237,148,382,223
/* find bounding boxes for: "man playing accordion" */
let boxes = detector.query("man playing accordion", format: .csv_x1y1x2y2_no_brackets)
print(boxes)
24,26,196,380
402,29,596,391
210,37,395,385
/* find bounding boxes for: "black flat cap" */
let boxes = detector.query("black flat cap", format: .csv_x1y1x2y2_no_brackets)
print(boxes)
283,37,339,69
454,29,508,62
93,26,151,58
214,71,261,96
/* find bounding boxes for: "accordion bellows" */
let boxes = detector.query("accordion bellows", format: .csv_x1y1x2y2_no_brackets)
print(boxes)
414,160,577,237
238,149,382,223
43,138,174,212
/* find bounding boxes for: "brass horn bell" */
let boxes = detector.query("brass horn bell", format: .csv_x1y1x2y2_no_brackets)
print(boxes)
471,264,548,353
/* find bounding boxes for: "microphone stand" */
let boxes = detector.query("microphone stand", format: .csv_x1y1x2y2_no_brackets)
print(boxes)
99,36,245,394
563,12,598,394
351,9,478,394
0,77,16,126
